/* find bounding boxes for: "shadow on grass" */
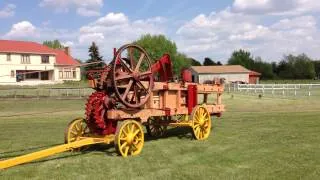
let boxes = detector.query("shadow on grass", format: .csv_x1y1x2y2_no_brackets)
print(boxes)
0,127,195,167
0,143,62,157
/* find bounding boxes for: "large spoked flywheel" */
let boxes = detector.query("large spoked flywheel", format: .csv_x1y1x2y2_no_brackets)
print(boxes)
112,44,153,108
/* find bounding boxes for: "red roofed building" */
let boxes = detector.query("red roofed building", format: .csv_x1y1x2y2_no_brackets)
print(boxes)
190,65,261,84
0,40,81,84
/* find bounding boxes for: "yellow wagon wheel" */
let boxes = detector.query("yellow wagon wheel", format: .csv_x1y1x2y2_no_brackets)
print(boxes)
64,118,90,151
115,120,144,157
146,116,167,137
191,105,211,140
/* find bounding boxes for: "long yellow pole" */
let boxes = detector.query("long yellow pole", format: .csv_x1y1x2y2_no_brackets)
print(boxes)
0,136,114,169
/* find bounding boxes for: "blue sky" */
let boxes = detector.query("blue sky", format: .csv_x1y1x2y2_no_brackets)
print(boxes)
1,0,320,63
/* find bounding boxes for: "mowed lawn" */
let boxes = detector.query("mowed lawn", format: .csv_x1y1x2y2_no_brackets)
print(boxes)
0,95,320,179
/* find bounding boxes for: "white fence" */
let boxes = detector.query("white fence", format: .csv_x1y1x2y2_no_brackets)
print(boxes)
226,83,320,97
0,88,94,99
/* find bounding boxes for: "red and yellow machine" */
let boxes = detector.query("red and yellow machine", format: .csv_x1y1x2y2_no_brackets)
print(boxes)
0,44,225,169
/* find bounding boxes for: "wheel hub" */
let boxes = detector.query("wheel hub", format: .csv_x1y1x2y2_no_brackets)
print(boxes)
132,72,140,81
199,117,205,126
126,133,134,145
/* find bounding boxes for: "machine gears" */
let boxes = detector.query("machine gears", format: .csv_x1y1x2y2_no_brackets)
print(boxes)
85,92,117,135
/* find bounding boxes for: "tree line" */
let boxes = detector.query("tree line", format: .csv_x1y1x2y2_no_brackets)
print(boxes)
43,36,320,80
228,50,320,80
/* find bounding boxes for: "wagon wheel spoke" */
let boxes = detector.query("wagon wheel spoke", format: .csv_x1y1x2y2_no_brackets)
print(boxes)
121,142,128,150
134,52,145,71
129,47,135,69
133,84,141,103
124,146,129,156
139,71,152,79
120,59,133,73
131,123,135,133
75,123,80,131
136,81,148,92
71,130,78,135
130,88,136,102
133,129,140,137
115,74,133,81
122,79,134,100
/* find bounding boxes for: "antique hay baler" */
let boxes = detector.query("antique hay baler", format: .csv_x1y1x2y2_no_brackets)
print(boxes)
0,44,225,169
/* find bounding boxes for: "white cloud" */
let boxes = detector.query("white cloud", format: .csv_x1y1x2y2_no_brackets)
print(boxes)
77,8,101,17
78,33,104,43
232,0,320,15
77,12,166,59
0,4,16,18
62,41,74,47
1,13,166,61
271,16,317,30
3,21,78,45
94,13,128,26
175,8,320,61
39,0,103,16
5,21,37,38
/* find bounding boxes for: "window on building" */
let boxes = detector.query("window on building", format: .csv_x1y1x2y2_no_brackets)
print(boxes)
41,55,49,63
58,68,77,79
7,54,11,61
59,70,63,79
10,70,15,78
21,55,30,64
41,71,49,80
25,71,39,79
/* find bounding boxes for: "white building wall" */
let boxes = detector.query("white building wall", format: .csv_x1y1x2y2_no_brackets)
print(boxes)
0,53,55,83
198,73,249,83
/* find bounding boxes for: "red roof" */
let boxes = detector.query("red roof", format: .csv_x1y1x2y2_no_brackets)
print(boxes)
0,40,79,65
53,49,79,65
249,71,261,76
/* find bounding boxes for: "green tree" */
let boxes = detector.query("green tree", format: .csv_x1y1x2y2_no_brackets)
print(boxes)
85,42,105,71
203,57,216,66
134,34,177,64
277,54,315,79
253,57,275,79
313,61,320,79
43,40,64,49
217,61,223,65
190,58,202,66
173,53,191,75
228,50,276,79
228,49,255,69
134,34,191,76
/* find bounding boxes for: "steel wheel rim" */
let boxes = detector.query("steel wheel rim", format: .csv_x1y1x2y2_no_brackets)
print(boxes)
112,44,153,108
147,117,166,137
64,118,90,151
116,120,144,157
192,106,211,140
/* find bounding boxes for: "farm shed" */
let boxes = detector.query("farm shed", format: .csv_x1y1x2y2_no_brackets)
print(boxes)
189,65,260,84
249,71,261,84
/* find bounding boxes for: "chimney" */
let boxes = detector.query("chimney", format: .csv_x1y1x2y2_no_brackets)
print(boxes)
64,47,70,56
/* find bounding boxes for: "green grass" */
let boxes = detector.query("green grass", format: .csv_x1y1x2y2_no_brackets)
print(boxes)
1,95,320,179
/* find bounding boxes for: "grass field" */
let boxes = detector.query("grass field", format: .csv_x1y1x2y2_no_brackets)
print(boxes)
0,95,319,179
